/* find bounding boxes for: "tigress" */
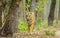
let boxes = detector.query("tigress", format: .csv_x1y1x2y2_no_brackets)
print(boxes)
25,12,35,34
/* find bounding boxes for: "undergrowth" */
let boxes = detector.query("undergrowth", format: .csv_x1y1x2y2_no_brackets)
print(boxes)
44,29,56,36
17,20,57,32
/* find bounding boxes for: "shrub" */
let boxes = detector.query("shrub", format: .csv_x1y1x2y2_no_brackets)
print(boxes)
18,21,28,32
45,29,56,36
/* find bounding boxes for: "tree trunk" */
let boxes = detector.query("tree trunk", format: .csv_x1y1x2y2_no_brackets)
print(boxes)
48,0,56,26
0,0,3,27
0,0,21,36
59,1,60,20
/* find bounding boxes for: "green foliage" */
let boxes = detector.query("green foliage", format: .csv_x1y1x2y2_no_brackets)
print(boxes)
37,17,42,23
37,17,44,27
35,18,44,30
26,4,30,9
35,22,44,30
18,21,28,32
28,0,31,3
35,5,40,11
35,0,44,18
59,0,60,7
45,29,56,36
25,0,31,10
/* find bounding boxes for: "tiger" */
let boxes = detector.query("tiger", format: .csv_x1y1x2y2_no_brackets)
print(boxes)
25,12,35,34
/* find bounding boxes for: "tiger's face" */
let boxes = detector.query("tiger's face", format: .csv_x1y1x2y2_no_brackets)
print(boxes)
25,12,35,25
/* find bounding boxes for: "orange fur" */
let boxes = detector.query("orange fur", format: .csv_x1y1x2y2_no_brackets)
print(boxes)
25,12,35,34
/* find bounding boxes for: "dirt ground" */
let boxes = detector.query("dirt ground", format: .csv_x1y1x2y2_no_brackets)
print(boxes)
0,27,60,38
12,21,60,38
12,29,60,38
0,22,60,38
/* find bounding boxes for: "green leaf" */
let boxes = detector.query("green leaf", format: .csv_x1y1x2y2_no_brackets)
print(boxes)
28,0,31,2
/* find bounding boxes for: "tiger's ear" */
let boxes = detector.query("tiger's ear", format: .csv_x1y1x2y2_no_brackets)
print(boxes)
25,11,30,15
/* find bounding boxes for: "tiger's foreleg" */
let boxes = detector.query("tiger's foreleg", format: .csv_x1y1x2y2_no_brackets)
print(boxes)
29,24,34,34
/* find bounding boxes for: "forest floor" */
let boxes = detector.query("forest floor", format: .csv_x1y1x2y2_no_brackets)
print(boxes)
12,21,60,38
0,29,60,38
0,21,60,38
0,27,60,38
12,28,60,38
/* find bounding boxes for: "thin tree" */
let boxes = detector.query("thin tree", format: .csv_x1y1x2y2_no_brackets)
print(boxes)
0,0,3,27
48,0,56,26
